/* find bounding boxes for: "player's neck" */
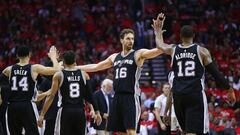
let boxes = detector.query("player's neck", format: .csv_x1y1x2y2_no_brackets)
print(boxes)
122,49,133,56
18,58,29,65
64,64,76,70
182,41,193,46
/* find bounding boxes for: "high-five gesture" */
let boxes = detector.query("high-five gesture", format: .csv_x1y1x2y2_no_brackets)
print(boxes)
48,46,58,60
152,13,172,54
152,13,166,36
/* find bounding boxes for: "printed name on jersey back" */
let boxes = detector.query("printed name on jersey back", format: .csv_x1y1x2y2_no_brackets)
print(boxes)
67,76,81,81
175,52,196,60
14,69,27,75
113,59,133,66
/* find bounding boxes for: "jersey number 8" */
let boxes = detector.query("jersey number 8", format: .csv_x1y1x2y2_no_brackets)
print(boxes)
69,83,80,98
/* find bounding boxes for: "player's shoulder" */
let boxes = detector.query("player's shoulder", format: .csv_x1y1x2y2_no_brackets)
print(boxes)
109,53,119,62
53,71,63,78
194,43,207,50
197,44,210,55
109,53,119,58
31,64,45,70
2,66,13,76
81,70,90,80
4,65,13,71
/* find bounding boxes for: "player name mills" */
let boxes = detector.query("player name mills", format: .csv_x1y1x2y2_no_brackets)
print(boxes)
67,76,81,81
175,52,196,60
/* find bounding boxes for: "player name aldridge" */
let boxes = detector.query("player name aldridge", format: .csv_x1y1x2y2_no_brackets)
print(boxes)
175,52,196,60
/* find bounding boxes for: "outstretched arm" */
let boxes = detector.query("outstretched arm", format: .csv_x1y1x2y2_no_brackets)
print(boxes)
37,72,61,127
152,13,175,55
137,48,163,60
76,53,117,72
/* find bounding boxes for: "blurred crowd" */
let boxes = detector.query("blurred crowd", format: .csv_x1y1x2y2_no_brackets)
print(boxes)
0,0,240,134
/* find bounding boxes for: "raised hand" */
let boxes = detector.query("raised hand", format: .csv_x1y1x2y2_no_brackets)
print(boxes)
152,13,166,35
48,46,58,59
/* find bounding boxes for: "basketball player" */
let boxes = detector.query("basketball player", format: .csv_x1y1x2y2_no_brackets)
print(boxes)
152,13,236,135
37,50,101,135
0,45,60,135
76,15,164,134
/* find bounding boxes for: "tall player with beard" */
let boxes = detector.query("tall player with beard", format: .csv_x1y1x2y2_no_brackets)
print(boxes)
76,14,164,135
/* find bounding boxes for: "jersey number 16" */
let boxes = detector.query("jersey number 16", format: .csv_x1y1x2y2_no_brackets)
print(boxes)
115,67,127,79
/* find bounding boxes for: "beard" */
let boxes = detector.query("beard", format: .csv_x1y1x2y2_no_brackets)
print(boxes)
125,44,133,51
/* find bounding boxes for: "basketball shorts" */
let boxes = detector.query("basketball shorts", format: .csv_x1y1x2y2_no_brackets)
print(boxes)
173,91,209,134
6,101,40,135
55,107,86,135
107,93,141,133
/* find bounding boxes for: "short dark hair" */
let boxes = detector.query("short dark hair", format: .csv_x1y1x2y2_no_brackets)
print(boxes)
63,50,76,65
17,45,30,57
180,25,194,38
119,28,135,39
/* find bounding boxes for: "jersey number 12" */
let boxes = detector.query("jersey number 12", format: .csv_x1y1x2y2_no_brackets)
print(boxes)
177,61,195,77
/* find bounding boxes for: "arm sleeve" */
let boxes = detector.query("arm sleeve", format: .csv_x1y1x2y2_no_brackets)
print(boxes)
205,62,230,89
0,73,9,86
83,80,99,111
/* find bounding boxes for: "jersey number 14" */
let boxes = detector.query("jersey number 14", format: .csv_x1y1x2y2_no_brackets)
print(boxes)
11,76,28,91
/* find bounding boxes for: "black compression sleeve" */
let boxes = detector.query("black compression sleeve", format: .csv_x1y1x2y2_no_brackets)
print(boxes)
205,62,230,89
0,73,9,86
